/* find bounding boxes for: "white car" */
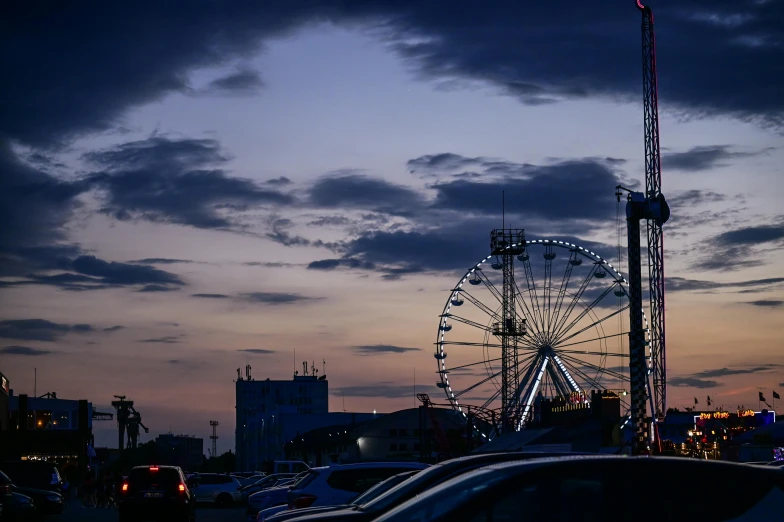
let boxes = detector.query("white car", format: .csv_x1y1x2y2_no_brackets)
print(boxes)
187,473,242,506
287,462,429,509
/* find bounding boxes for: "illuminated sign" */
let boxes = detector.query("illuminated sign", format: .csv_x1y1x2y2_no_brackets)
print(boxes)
700,412,729,420
738,409,756,417
0,374,8,395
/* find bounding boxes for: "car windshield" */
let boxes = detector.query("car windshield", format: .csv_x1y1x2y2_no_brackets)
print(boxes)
358,463,448,512
350,472,416,505
129,468,181,488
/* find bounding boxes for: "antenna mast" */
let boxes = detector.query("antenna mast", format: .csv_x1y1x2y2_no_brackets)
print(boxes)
209,420,219,458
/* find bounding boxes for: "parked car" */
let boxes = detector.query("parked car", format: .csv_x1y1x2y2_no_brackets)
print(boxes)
0,460,62,494
375,456,784,522
117,465,195,522
0,469,64,516
186,473,241,506
286,462,429,511
277,451,580,522
247,471,313,519
262,470,419,522
0,492,37,521
241,474,298,502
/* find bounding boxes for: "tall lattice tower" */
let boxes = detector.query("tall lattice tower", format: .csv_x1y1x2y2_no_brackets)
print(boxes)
490,227,527,433
209,420,219,458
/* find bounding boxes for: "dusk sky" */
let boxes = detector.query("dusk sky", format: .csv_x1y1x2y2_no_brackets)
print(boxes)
2,0,782,452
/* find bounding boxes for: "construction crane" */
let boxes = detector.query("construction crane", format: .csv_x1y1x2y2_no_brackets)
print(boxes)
111,395,149,451
416,393,452,460
617,1,670,455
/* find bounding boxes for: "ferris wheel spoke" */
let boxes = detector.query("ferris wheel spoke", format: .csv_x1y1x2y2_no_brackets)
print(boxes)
550,354,581,393
511,277,542,338
560,354,627,382
553,304,630,346
550,264,599,340
442,357,504,375
517,355,549,425
511,352,543,407
453,371,503,399
460,288,502,319
475,269,504,305
551,282,619,343
548,249,581,338
442,313,491,331
521,257,545,333
476,271,530,331
542,245,555,332
557,348,628,358
555,331,630,350
557,356,608,391
546,363,571,397
481,387,502,410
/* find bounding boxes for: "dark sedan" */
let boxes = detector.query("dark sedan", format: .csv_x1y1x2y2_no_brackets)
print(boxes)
276,451,585,522
0,470,64,516
375,456,784,522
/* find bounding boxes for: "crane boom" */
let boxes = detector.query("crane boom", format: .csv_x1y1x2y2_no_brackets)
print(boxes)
637,0,667,419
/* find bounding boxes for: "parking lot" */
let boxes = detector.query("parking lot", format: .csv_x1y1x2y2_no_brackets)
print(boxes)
58,503,247,522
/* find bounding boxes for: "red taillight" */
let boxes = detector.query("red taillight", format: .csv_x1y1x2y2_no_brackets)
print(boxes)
0,485,10,495
178,484,186,492
149,466,159,471
292,495,317,509
121,483,128,492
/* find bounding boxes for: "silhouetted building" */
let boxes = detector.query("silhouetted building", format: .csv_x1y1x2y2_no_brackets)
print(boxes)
155,433,204,471
0,391,93,475
0,371,9,431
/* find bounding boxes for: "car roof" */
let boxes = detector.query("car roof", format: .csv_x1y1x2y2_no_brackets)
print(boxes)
324,462,428,470
131,465,181,470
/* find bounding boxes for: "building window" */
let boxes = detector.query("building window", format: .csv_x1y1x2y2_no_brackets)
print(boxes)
389,443,398,451
413,429,420,437
399,443,408,451
414,443,420,451
398,429,408,437
389,429,397,437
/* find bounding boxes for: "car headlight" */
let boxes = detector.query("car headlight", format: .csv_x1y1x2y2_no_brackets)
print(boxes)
47,495,63,502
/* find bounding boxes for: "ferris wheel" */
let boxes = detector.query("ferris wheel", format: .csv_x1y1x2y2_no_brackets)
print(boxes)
435,238,649,435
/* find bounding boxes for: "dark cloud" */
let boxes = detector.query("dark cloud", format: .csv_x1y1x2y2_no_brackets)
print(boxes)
192,293,231,299
1,345,55,356
243,262,296,268
429,157,631,222
137,336,181,344
693,365,780,378
2,1,782,154
241,292,321,305
307,258,376,271
103,325,124,332
662,145,772,172
713,224,784,247
0,319,93,342
265,177,292,186
205,69,264,94
128,258,194,265
84,136,293,230
308,216,352,227
407,153,485,177
693,222,784,271
669,377,721,389
71,255,184,286
352,344,421,355
746,300,783,308
137,284,179,293
667,190,728,211
266,218,312,247
335,382,437,399
308,172,426,216
667,276,784,293
238,349,275,354
0,143,89,275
